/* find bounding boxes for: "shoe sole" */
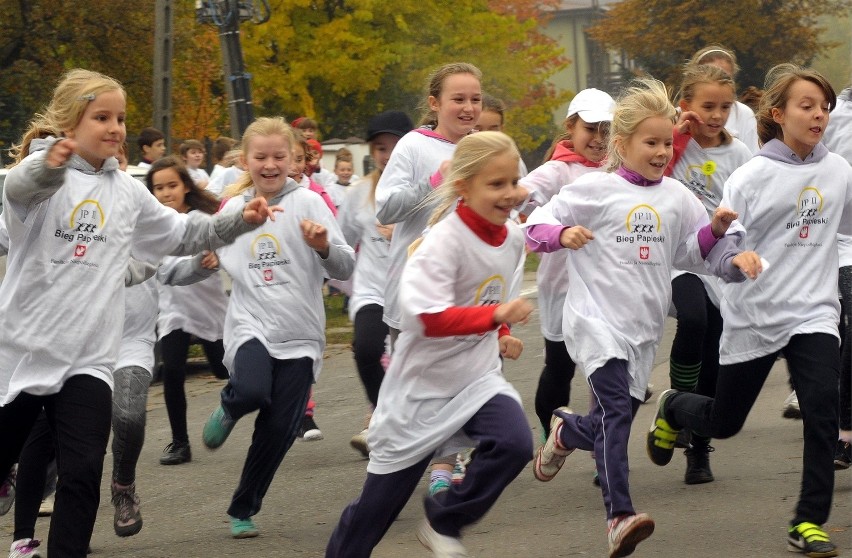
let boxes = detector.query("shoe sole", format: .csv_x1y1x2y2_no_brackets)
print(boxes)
232,530,259,539
834,460,851,470
115,518,143,537
787,541,839,557
610,517,655,558
416,522,469,557
782,408,802,420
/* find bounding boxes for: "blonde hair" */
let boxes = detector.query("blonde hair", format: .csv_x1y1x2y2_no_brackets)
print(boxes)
10,69,125,164
756,63,836,147
425,131,520,227
678,63,736,104
690,45,740,77
223,117,296,198
607,78,676,171
418,62,483,127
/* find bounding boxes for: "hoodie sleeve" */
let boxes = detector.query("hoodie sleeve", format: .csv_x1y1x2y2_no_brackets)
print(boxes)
4,139,67,221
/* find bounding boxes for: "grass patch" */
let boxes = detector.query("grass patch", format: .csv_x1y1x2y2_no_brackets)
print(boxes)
324,293,354,345
524,251,540,273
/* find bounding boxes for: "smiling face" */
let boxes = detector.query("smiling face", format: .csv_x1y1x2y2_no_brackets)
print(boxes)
334,160,354,184
430,72,482,143
456,151,522,226
288,143,307,182
618,116,673,182
242,133,291,199
63,89,126,170
567,117,609,163
681,82,735,148
183,147,205,170
772,78,830,160
151,167,191,213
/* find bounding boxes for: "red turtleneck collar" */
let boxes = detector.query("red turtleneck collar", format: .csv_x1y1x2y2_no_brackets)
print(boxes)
456,200,507,247
550,140,604,168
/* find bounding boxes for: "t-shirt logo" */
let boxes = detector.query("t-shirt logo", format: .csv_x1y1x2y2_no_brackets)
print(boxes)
249,233,290,280
639,246,650,260
263,269,273,282
626,204,661,234
74,244,87,258
786,187,825,239
475,275,506,307
55,199,107,250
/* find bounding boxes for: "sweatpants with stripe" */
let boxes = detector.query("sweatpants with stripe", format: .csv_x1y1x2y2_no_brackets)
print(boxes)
325,394,532,558
557,359,642,520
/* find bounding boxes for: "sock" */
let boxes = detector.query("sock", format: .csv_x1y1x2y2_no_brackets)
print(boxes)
429,469,451,488
669,359,701,392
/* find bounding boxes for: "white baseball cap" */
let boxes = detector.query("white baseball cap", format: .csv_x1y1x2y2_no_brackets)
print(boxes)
566,88,616,123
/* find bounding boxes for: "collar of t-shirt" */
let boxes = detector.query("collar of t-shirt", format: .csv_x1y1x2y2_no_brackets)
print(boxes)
456,200,507,247
757,138,829,165
615,165,662,187
413,126,455,144
550,140,602,168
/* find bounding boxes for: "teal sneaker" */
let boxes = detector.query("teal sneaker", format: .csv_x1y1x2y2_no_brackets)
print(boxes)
230,516,259,539
787,522,837,557
646,389,679,466
202,405,235,450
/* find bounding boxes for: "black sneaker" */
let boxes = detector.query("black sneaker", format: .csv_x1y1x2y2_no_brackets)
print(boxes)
674,429,692,449
684,444,715,485
787,522,837,557
646,389,679,466
834,440,851,470
297,416,323,441
159,442,192,465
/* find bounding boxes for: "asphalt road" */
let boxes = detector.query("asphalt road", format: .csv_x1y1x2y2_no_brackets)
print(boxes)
1,273,850,557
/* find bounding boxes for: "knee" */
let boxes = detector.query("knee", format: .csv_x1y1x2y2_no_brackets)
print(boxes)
353,338,384,364
713,421,744,440
495,429,534,468
676,309,706,336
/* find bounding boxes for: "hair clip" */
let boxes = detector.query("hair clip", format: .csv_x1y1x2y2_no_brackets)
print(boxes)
79,93,96,102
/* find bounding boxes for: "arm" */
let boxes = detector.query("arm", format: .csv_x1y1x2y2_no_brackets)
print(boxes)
125,259,157,286
157,252,217,286
375,147,433,224
300,204,356,281
4,138,70,221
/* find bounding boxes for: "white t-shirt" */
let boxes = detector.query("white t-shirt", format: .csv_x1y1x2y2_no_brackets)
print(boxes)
520,160,601,341
375,130,458,329
726,101,759,153
670,137,752,306
0,145,200,404
157,251,229,342
822,91,852,267
116,278,158,373
338,176,390,320
207,167,244,198
367,213,525,474
188,167,210,186
718,150,852,364
526,172,712,400
216,183,355,378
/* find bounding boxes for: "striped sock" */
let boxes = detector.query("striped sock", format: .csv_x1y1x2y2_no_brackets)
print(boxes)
669,360,701,392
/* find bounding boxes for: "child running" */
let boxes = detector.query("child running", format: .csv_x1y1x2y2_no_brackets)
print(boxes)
520,87,615,437
147,156,230,466
326,131,532,558
0,68,277,557
338,110,414,456
200,117,354,538
647,64,851,558
665,63,753,484
525,78,761,558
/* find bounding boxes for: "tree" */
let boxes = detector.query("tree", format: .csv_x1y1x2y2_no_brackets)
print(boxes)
587,0,852,91
240,0,569,152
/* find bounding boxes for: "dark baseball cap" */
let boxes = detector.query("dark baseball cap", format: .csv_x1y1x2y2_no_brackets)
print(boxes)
367,111,414,142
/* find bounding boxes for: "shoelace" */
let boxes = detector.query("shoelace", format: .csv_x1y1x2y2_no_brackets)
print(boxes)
112,490,138,521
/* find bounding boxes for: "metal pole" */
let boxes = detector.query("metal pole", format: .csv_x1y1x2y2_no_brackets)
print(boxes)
218,0,254,138
153,0,174,151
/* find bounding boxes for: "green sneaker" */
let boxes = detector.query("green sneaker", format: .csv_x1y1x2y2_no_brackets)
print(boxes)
230,516,259,539
787,522,837,557
202,405,235,450
646,389,679,466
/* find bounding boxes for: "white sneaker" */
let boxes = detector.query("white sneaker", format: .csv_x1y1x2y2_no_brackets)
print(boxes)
416,521,469,558
0,465,16,516
782,390,801,419
38,494,54,517
607,513,655,558
350,428,369,458
9,538,43,558
533,407,574,481
298,416,324,441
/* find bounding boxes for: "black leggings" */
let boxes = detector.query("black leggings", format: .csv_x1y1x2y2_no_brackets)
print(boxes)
666,333,839,526
669,274,722,394
534,338,577,435
352,304,388,408
160,329,227,444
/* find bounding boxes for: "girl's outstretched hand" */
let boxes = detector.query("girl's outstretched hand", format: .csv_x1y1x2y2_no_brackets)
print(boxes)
499,335,524,360
200,250,219,270
242,197,283,224
493,298,533,326
47,138,76,168
301,219,330,257
711,207,738,238
559,226,594,250
732,250,763,280
675,110,704,135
